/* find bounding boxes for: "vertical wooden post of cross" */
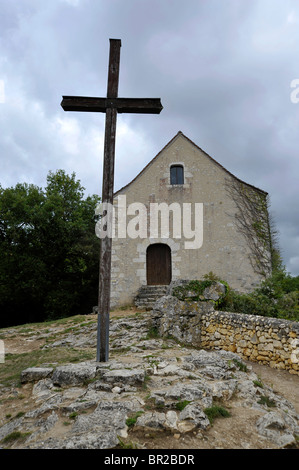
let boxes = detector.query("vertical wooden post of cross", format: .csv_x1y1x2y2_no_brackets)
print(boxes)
97,39,121,362
60,39,163,362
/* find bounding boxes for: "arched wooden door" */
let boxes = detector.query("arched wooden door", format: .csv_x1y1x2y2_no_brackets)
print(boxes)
146,243,172,285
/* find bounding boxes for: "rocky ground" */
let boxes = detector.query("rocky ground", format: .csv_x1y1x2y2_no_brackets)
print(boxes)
0,308,298,450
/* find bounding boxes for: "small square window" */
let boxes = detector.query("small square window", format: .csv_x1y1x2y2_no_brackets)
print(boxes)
170,165,184,185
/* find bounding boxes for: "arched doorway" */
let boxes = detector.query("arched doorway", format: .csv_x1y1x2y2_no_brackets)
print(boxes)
146,243,172,285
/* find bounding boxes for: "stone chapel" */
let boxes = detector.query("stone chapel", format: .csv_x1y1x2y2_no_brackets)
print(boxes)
109,131,272,308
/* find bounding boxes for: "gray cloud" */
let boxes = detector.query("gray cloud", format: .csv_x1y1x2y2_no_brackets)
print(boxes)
0,0,299,274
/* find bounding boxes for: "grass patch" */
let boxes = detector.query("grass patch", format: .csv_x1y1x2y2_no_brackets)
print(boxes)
117,437,139,449
175,400,191,411
1,431,31,445
232,359,248,372
0,347,95,387
257,395,276,407
111,346,131,355
126,411,144,428
0,313,98,388
145,327,160,339
204,405,231,424
253,379,264,388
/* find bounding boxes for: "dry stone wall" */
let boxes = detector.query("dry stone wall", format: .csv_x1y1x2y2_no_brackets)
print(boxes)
200,310,299,375
152,296,299,375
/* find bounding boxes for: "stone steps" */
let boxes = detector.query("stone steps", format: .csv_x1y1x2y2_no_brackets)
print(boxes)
134,285,169,310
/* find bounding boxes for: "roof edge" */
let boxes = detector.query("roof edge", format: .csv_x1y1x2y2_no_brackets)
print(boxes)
114,131,183,196
114,131,268,197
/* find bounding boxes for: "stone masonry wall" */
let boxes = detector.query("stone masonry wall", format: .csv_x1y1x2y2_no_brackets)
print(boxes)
152,296,299,375
200,310,299,375
110,133,271,307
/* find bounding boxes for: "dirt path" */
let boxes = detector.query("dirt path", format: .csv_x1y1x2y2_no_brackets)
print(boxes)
248,361,299,414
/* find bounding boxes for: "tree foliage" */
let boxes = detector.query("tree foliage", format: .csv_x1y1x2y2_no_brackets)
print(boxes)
0,170,100,327
218,268,299,321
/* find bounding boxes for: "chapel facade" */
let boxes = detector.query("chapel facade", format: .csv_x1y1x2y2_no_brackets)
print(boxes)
109,132,272,307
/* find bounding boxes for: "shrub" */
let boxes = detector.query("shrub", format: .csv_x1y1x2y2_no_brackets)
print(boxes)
1,431,31,444
219,269,299,321
171,270,299,321
204,405,231,424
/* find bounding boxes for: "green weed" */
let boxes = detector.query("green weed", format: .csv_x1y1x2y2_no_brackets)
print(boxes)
204,405,231,424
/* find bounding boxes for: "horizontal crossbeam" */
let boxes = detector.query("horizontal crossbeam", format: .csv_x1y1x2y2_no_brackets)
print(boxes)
61,96,163,114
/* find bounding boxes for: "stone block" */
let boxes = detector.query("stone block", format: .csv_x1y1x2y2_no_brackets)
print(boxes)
101,369,145,385
52,363,97,387
21,367,54,383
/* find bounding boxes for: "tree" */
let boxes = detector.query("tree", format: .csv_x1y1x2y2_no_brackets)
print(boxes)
0,171,100,327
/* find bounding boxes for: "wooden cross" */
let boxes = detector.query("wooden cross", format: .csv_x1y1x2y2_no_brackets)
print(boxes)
61,39,163,362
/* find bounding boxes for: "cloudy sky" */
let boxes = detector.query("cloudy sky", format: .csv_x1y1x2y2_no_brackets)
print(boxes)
1,0,299,275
